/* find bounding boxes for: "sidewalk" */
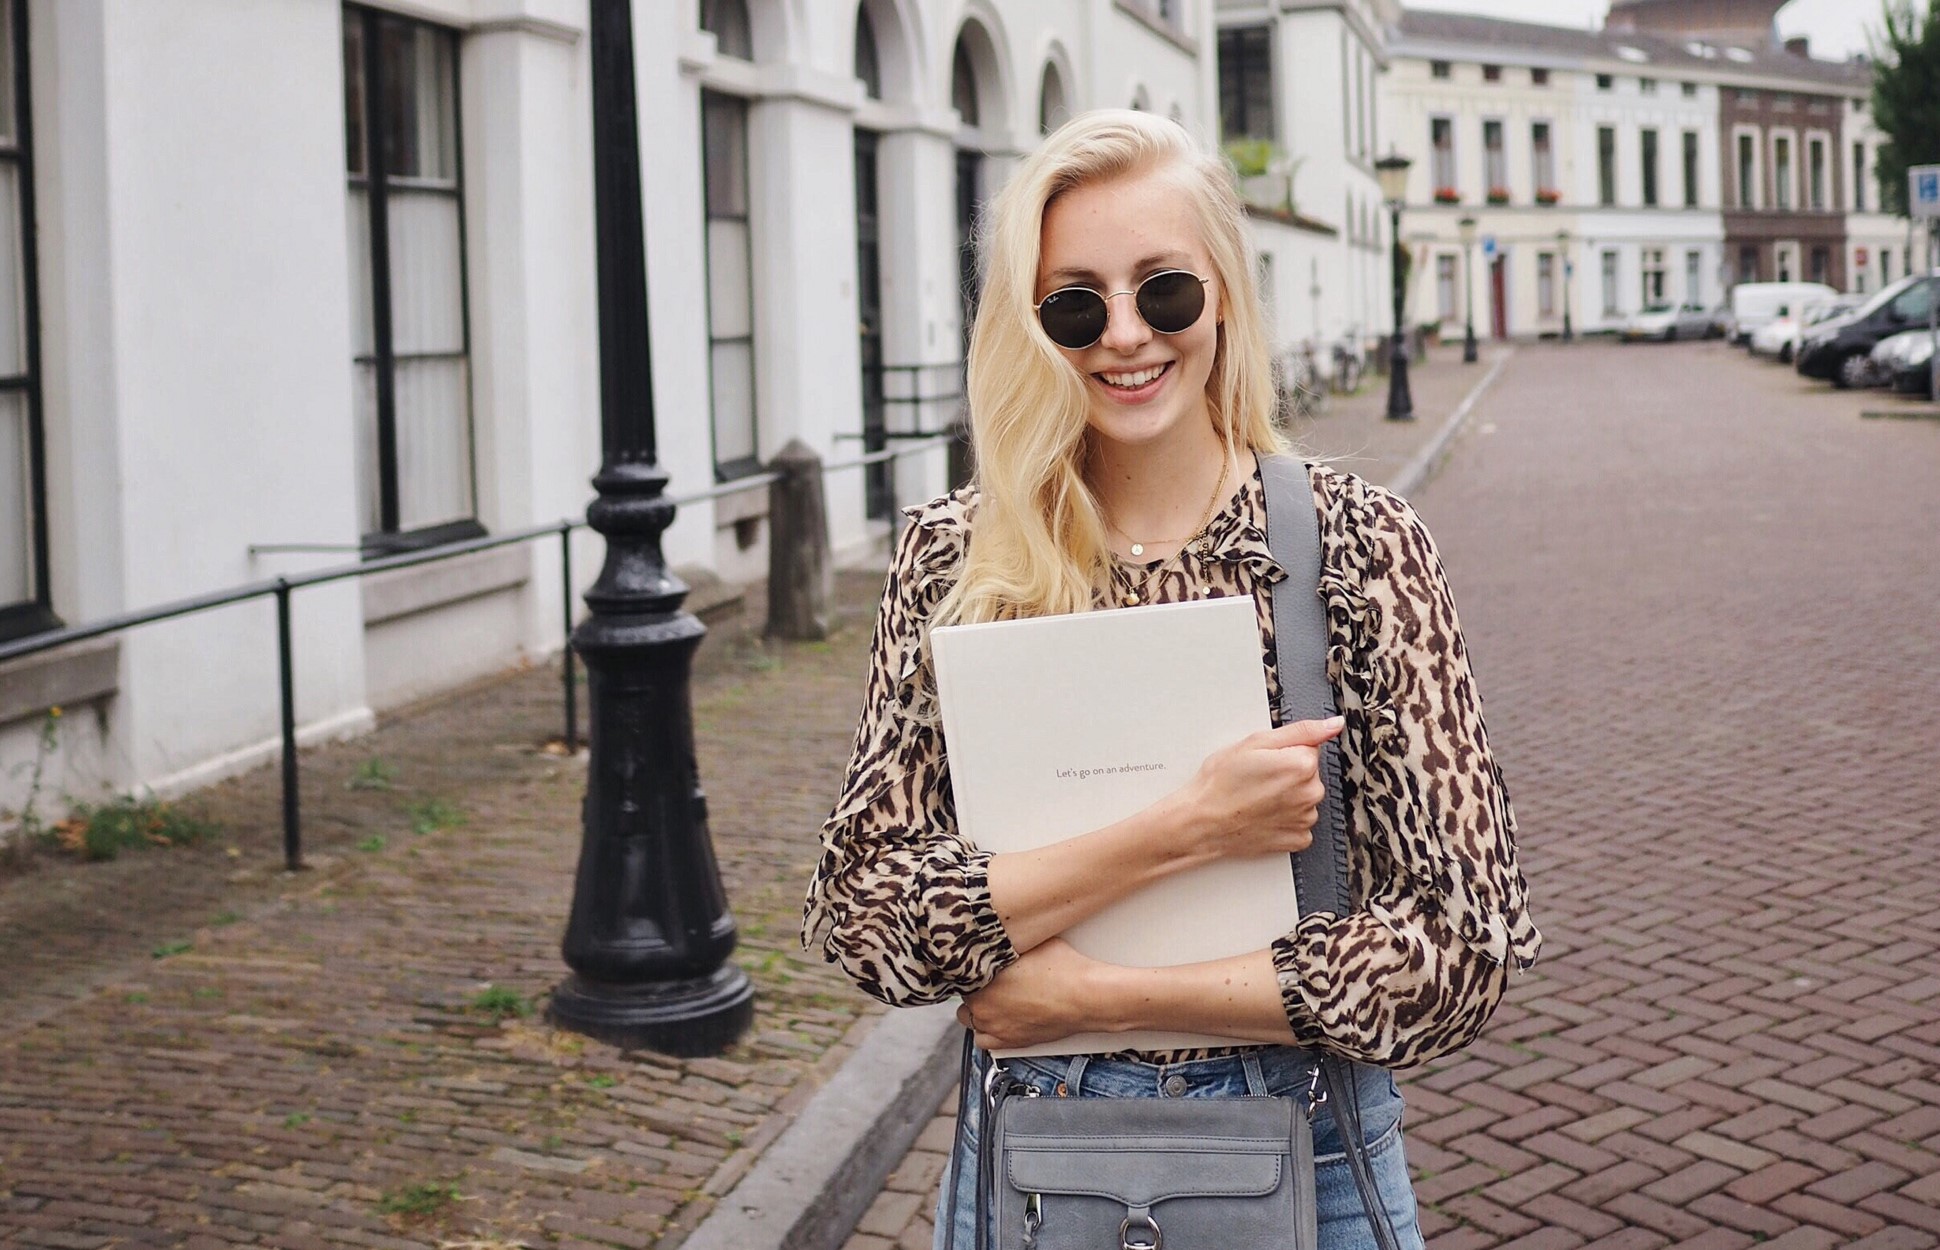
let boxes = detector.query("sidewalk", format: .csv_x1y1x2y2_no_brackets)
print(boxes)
0,344,1494,1250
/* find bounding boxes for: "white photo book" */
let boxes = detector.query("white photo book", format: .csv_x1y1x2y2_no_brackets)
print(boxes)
931,595,1299,1056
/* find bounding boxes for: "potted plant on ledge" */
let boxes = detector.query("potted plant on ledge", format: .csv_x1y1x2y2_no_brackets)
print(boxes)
1486,186,1511,205
1434,186,1461,204
1535,187,1562,206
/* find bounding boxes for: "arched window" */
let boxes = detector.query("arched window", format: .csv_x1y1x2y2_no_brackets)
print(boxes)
952,35,979,128
701,0,753,60
854,5,882,100
1038,61,1068,135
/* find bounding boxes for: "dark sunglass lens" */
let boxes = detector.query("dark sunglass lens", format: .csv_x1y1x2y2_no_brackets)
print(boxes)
1136,271,1205,334
1038,288,1107,349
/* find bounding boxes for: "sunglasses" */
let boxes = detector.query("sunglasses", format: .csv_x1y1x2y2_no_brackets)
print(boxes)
1033,269,1212,350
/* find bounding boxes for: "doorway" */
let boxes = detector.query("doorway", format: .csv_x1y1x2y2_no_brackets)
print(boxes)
1490,255,1509,339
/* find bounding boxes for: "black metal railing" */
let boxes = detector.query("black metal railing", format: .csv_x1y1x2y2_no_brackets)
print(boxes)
0,434,954,872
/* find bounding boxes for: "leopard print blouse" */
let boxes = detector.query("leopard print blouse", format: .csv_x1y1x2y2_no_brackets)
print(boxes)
801,461,1541,1069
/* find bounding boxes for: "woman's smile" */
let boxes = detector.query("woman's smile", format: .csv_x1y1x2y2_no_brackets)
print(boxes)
1094,360,1174,401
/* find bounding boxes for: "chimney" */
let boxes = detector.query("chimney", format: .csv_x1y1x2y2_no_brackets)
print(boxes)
1785,35,1810,58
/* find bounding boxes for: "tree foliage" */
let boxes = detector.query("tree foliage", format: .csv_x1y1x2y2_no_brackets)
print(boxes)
1871,0,1940,215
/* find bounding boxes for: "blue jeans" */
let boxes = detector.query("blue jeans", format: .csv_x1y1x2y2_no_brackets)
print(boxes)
933,1047,1425,1250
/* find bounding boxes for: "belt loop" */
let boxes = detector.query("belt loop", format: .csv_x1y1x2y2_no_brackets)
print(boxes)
1241,1053,1268,1097
1063,1054,1091,1097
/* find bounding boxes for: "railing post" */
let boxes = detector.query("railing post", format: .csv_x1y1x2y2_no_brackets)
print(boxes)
274,579,302,872
765,439,832,642
560,523,578,754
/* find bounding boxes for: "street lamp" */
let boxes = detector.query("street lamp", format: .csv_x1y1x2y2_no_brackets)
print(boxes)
1458,215,1480,364
1556,229,1574,342
548,0,754,1058
1375,152,1415,421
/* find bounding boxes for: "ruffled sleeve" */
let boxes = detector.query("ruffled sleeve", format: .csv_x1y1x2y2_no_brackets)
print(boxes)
1269,468,1540,1068
800,492,1018,1005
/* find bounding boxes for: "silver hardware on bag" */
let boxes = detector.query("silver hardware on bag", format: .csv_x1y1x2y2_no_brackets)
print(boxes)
1306,1064,1327,1123
1023,1193,1041,1249
1120,1213,1162,1250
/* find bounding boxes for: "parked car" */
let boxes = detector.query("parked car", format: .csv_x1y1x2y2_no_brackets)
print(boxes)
1729,281,1838,345
1750,295,1861,363
1796,275,1940,388
1705,304,1732,339
1748,312,1800,359
1886,331,1935,397
1619,303,1713,342
1863,329,1929,389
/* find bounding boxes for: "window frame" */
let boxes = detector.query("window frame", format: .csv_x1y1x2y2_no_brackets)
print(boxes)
700,87,762,483
1531,119,1556,198
0,0,51,640
1217,24,1274,142
1598,125,1617,206
344,3,482,556
1641,127,1659,207
1682,129,1700,208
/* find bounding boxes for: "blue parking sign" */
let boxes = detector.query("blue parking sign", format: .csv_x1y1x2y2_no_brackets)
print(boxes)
1911,164,1940,218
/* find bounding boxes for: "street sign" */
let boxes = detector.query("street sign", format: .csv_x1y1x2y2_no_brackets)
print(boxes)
1910,164,1940,219
1482,236,1499,260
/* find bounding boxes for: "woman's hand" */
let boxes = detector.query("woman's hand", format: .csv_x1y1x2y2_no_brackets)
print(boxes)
957,939,1112,1051
1178,716,1344,862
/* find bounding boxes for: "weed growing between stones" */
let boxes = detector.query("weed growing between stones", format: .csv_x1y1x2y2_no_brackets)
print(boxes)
469,985,531,1022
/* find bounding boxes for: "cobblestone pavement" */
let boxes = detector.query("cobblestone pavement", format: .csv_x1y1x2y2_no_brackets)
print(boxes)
851,338,1940,1250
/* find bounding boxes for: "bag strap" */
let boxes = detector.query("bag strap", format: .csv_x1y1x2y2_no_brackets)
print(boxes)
1259,453,1403,1250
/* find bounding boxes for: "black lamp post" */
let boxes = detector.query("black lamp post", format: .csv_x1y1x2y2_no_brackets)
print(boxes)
1459,215,1480,364
1376,153,1415,422
1557,229,1574,342
548,0,754,1058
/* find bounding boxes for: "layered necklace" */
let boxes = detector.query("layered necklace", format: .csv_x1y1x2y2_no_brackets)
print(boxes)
1103,456,1231,606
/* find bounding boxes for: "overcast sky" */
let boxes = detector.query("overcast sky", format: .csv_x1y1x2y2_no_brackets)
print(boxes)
1402,0,1886,60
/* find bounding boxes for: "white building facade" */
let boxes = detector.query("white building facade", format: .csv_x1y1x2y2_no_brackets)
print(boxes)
1387,12,1728,339
1214,0,1400,355
0,0,1224,826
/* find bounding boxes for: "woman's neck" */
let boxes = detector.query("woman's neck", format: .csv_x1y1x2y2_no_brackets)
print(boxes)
1088,422,1242,552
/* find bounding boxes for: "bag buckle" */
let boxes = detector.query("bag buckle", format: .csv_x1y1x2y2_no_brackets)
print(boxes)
1305,1064,1326,1124
1119,1213,1162,1250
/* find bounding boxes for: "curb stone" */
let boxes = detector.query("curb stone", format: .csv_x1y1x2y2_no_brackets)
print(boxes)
678,1002,961,1250
1390,348,1515,500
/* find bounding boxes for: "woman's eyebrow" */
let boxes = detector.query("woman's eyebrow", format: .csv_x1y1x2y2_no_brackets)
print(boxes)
1042,253,1194,285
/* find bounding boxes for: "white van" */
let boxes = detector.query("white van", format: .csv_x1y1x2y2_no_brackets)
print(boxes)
1728,281,1838,345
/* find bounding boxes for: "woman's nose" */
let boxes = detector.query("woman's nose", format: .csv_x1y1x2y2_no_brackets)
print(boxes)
1097,290,1151,353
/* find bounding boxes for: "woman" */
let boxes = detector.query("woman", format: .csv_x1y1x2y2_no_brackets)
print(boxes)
802,110,1539,1250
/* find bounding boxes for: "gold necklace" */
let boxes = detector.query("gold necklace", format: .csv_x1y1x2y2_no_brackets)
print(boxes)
1108,457,1228,560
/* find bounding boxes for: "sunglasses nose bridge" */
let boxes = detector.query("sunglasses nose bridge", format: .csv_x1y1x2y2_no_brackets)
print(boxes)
1097,288,1154,349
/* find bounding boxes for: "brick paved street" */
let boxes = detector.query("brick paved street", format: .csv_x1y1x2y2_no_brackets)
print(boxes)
852,339,1940,1250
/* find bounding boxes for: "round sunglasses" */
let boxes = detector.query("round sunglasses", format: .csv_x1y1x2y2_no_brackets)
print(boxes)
1033,269,1211,350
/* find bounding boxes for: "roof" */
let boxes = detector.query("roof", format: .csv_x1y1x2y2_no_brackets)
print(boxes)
1393,7,1871,93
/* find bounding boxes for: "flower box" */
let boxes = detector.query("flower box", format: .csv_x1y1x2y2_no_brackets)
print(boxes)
1535,187,1562,205
1433,186,1461,204
1486,187,1511,205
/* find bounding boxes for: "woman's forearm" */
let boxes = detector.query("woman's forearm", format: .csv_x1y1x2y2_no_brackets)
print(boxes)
986,788,1212,953
1087,949,1299,1045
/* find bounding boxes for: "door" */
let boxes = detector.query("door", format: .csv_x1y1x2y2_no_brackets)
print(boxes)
1490,255,1509,339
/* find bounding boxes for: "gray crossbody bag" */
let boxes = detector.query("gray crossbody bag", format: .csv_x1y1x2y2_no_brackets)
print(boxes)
951,456,1403,1250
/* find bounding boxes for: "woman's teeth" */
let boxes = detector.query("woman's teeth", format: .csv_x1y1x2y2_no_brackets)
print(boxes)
1101,364,1167,390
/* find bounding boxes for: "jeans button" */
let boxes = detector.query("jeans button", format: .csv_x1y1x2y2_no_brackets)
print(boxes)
1162,1074,1188,1097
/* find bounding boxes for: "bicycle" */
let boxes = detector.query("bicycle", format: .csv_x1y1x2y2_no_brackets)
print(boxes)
1275,343,1328,424
1329,334,1366,395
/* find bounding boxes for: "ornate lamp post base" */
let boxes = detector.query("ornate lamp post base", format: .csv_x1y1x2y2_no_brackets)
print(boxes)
550,967,754,1058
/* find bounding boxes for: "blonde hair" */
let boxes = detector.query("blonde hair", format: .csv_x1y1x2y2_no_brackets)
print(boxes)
938,109,1287,627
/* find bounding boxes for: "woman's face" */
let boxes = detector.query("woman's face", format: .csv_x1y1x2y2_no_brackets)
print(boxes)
1036,163,1223,455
